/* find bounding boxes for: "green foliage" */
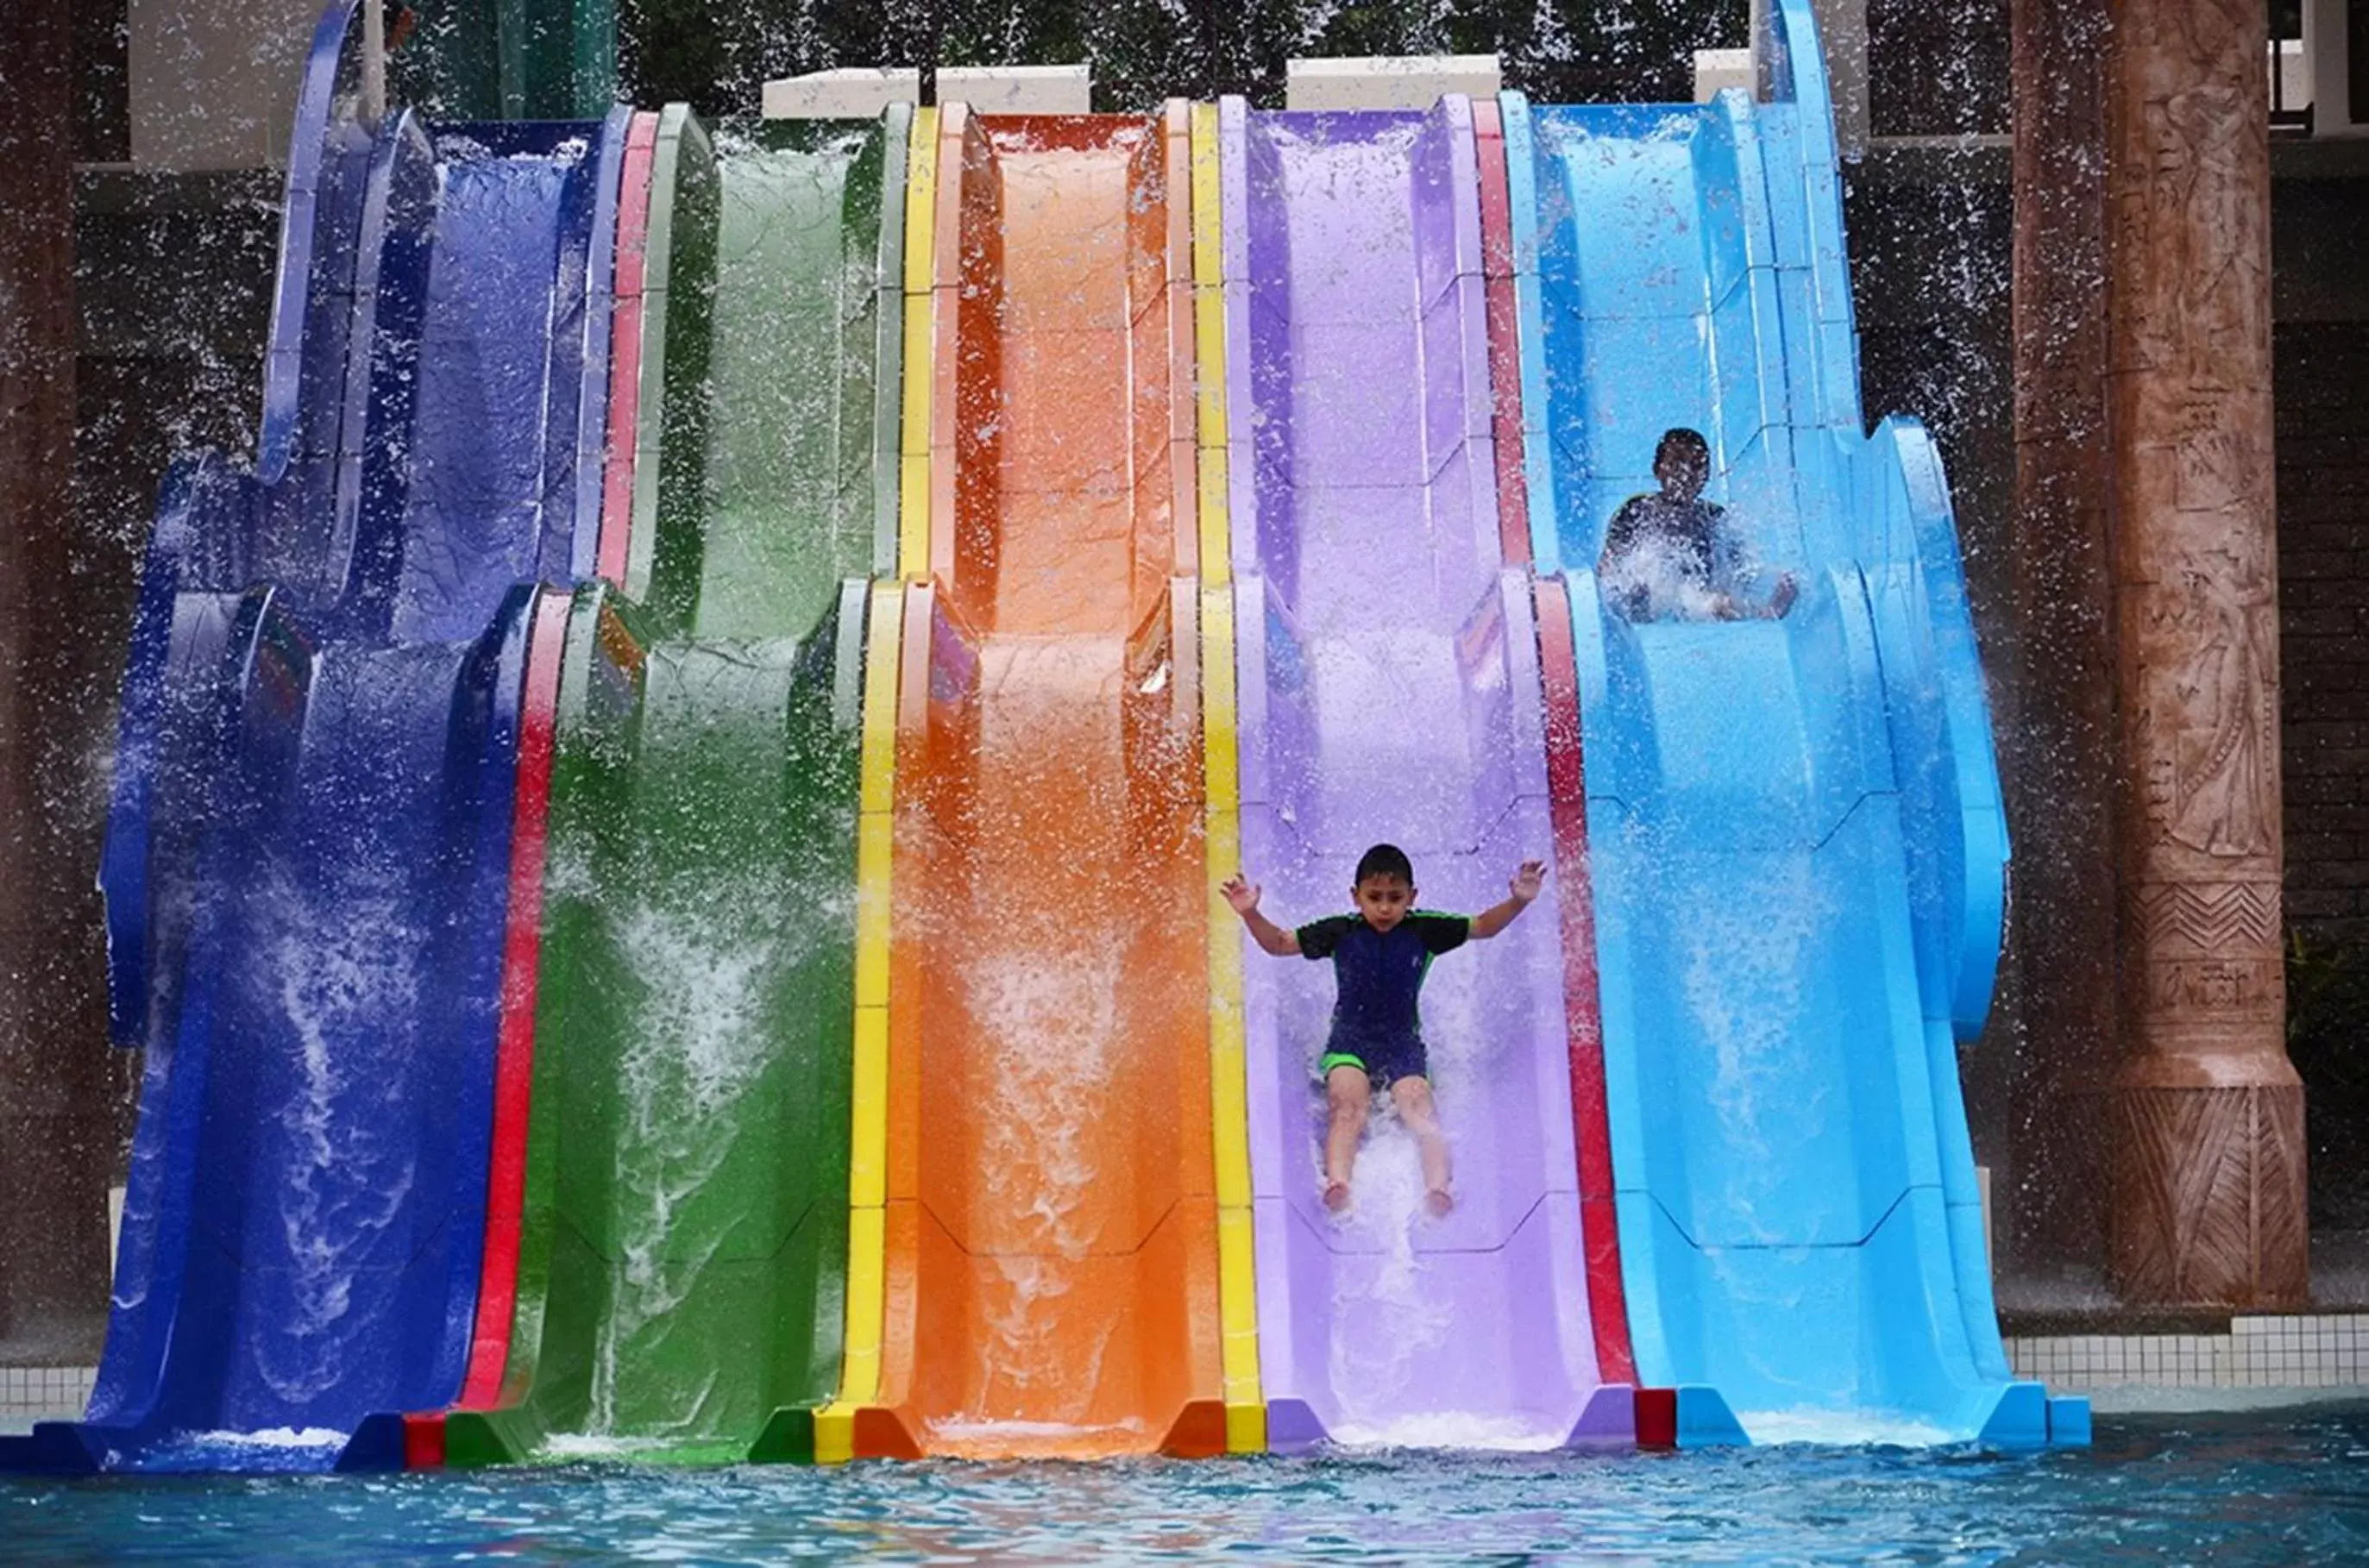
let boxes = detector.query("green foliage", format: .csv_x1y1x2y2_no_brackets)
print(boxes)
393,0,619,118
617,0,1750,119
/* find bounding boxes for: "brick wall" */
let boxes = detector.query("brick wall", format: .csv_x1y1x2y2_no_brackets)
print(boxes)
2278,321,2369,948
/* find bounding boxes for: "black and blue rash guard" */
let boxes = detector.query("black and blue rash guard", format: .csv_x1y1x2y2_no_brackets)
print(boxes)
1295,911,1471,1085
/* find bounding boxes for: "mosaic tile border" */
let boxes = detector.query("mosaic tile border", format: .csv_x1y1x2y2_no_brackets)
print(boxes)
2008,1314,2369,1389
0,1365,96,1420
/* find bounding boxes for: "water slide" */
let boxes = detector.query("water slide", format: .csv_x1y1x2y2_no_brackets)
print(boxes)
839,103,1228,1459
1216,98,1624,1452
429,107,908,1465
1505,0,2077,1446
3,2,625,1473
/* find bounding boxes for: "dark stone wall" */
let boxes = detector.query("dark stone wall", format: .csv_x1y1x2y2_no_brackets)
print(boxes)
1868,0,2009,135
0,172,280,1359
0,0,115,1364
2275,280,2369,1230
2278,323,2369,951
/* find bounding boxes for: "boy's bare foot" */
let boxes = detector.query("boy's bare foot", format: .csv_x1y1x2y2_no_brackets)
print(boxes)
1323,1180,1351,1213
1424,1188,1455,1217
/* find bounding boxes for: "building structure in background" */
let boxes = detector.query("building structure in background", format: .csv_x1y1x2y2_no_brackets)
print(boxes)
3,0,2369,1374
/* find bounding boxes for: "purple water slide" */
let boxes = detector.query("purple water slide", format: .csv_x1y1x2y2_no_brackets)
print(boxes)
1220,97,1628,1451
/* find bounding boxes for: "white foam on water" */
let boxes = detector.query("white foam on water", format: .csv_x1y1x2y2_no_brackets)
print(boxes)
181,1427,347,1450
542,1433,676,1459
1737,1408,1958,1448
1327,1411,1564,1452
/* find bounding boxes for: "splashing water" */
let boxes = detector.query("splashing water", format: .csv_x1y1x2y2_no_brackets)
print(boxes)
959,944,1128,1425
583,869,821,1437
1677,850,1825,1166
257,862,420,1406
1324,1105,1460,1433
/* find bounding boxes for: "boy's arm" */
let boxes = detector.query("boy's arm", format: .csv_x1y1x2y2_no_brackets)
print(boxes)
1468,859,1547,939
1222,873,1301,956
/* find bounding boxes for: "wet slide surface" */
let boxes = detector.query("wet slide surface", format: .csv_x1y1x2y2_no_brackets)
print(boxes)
1510,3,2044,1446
11,10,625,1470
865,106,1224,1458
445,111,905,1465
1222,101,1618,1451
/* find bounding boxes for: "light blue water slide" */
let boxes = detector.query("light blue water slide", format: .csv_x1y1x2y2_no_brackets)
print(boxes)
1504,0,2083,1446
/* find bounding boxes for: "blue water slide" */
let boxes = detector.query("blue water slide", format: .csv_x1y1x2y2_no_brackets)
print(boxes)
1502,0,2078,1446
3,0,627,1472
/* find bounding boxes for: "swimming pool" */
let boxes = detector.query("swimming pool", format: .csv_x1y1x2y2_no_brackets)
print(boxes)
6,1404,2366,1564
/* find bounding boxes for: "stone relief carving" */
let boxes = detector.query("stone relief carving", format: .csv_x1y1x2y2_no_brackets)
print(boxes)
2158,540,2278,859
2101,0,2303,1307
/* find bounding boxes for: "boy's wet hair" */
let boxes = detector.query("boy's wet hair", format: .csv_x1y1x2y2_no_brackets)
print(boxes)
1656,427,1711,468
1354,843,1415,887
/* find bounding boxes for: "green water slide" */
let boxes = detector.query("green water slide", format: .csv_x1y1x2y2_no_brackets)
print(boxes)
448,105,908,1465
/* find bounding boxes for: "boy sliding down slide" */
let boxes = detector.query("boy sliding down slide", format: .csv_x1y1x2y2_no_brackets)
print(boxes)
1222,844,1545,1218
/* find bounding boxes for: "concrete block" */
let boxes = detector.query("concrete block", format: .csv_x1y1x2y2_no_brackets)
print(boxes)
129,0,322,170
1694,48,1754,103
762,67,921,119
1285,55,1501,111
2304,0,2365,134
936,65,1092,114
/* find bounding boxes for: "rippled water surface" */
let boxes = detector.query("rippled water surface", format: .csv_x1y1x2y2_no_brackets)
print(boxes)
8,1405,2369,1565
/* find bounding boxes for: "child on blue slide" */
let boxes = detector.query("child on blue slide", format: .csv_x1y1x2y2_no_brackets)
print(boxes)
1598,427,1799,622
1222,844,1545,1218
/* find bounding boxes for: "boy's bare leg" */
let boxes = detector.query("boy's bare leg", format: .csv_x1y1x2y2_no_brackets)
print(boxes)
1323,1065,1370,1210
1391,1076,1454,1215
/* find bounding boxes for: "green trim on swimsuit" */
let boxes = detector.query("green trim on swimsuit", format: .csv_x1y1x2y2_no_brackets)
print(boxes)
1317,1051,1367,1077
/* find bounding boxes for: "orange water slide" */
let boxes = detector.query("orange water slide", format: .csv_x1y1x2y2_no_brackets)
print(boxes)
858,103,1225,1459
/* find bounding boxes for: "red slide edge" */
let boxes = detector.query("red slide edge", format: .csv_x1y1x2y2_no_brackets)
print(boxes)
1471,97,1532,569
1534,579,1636,1386
456,586,570,1408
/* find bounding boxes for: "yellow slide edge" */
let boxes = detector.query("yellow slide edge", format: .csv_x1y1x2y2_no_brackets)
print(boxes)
897,106,939,582
1191,102,1263,1455
822,546,909,1462
1190,102,1230,593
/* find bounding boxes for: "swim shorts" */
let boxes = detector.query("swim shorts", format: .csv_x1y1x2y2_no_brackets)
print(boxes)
1317,1036,1428,1088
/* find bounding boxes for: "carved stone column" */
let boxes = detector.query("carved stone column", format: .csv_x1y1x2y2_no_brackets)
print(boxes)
2105,0,2307,1307
2008,0,2117,1272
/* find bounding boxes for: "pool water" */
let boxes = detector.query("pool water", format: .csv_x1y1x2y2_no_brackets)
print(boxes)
6,1404,2368,1564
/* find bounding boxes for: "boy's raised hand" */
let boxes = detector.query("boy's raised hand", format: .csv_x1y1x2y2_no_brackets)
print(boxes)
1509,859,1547,903
1222,873,1261,917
